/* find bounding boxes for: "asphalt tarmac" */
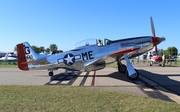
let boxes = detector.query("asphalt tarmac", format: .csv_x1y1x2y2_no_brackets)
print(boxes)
0,64,180,103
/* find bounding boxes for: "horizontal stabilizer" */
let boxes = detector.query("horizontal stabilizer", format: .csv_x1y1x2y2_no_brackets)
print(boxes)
20,57,48,65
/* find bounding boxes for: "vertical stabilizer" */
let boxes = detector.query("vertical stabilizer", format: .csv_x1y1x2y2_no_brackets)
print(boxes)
17,42,40,70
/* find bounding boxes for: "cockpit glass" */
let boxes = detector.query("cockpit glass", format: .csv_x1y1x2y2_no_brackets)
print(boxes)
71,38,97,50
71,38,112,50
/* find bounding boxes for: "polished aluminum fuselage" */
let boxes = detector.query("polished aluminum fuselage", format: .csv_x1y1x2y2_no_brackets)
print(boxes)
28,36,154,71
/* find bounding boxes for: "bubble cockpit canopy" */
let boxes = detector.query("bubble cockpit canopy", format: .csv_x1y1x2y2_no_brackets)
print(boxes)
71,38,112,50
71,38,97,50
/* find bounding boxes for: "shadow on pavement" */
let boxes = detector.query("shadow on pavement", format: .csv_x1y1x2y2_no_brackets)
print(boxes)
45,67,180,96
138,69,180,95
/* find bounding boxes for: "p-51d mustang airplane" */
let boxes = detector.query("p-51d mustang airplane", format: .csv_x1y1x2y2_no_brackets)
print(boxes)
17,17,165,80
146,47,162,66
0,52,17,61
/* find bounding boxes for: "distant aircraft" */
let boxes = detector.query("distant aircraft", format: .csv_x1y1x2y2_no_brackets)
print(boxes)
146,47,162,66
16,17,165,80
0,52,17,61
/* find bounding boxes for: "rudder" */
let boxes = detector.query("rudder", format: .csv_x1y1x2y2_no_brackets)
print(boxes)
17,43,29,70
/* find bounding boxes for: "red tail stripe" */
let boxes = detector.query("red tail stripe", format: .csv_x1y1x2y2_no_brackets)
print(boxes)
17,43,29,70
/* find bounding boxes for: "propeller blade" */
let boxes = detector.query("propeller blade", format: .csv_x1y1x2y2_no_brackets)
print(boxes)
150,16,156,36
151,17,158,55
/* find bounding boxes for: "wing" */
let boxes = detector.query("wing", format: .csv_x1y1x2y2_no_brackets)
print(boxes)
84,47,140,67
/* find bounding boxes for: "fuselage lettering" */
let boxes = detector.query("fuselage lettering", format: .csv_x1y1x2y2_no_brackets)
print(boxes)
81,51,94,61
25,46,30,54
82,52,88,61
88,51,94,60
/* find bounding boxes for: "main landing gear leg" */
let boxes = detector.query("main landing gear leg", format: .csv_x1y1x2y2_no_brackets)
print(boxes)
117,59,127,73
124,53,139,80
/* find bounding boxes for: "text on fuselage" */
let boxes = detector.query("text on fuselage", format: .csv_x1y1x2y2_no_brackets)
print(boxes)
81,51,94,61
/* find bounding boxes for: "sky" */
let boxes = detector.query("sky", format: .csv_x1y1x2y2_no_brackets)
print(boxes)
0,0,180,52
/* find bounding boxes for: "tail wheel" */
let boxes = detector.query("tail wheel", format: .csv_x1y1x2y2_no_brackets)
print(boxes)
127,69,139,80
118,64,127,73
49,72,54,76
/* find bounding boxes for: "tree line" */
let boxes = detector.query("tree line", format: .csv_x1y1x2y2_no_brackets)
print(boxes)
159,46,179,56
14,44,63,54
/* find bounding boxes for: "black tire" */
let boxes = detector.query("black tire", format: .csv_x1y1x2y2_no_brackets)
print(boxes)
49,72,54,76
118,64,127,73
127,69,139,80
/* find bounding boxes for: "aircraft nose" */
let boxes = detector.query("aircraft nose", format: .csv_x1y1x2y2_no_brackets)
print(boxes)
152,36,166,46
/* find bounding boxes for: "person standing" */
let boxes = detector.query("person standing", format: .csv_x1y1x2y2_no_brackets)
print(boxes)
174,55,177,65
136,56,139,64
147,52,153,65
162,52,167,67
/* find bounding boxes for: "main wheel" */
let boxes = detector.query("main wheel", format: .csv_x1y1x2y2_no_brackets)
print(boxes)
127,69,139,80
118,63,127,73
49,72,54,76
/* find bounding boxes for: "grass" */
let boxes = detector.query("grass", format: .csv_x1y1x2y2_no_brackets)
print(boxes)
106,62,117,68
0,62,17,68
165,60,180,66
0,64,17,68
0,85,180,112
